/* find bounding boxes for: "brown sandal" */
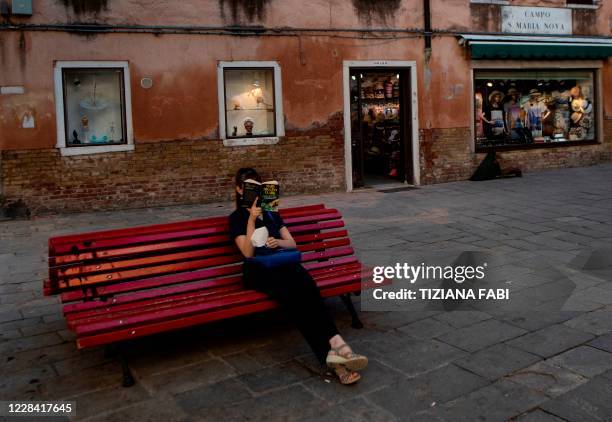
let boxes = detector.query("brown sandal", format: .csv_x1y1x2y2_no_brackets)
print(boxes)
326,343,368,371
334,366,361,385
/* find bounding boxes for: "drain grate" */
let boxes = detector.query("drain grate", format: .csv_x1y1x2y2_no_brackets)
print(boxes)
377,186,419,193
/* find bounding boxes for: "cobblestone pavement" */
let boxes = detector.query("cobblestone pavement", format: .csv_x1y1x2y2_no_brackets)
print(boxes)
2,164,612,421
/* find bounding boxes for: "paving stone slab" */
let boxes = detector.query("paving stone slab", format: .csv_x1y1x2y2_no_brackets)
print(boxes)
2,343,83,374
491,311,580,332
303,359,404,405
367,364,489,418
123,336,213,378
174,378,252,414
588,332,612,353
338,397,398,422
296,406,365,422
360,334,468,377
0,332,65,355
138,358,236,395
223,351,266,375
454,343,541,381
396,317,455,339
564,310,612,335
436,319,527,352
514,409,566,421
0,364,58,400
433,379,548,422
37,362,135,400
506,324,595,358
52,349,113,377
238,359,314,393
547,345,612,378
233,385,327,421
540,374,612,422
431,311,492,328
65,384,152,421
79,396,189,422
505,361,588,397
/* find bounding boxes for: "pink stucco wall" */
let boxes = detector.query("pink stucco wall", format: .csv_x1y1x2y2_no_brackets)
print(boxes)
0,0,610,151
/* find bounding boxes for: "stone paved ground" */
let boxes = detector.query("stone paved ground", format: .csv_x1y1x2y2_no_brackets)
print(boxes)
2,164,612,421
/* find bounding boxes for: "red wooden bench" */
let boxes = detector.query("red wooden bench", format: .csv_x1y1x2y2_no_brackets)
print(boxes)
44,204,373,386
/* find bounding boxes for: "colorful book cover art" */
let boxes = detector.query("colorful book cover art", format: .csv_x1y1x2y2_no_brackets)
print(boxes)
261,181,280,212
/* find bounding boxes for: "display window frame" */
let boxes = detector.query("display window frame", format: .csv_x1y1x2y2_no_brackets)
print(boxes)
53,61,134,156
472,67,600,153
217,61,284,147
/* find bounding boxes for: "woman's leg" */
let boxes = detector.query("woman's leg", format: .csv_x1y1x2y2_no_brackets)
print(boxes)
245,263,339,364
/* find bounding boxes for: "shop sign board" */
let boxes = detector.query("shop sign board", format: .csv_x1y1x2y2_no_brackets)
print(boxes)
501,6,572,35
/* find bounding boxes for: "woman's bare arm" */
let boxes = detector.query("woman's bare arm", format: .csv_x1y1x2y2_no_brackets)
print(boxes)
234,217,257,257
276,226,297,249
234,198,261,258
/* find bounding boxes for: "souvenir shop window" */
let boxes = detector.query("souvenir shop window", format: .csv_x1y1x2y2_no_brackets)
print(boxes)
54,61,133,156
474,70,597,150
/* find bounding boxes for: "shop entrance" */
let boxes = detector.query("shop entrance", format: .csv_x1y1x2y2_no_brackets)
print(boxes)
348,68,413,189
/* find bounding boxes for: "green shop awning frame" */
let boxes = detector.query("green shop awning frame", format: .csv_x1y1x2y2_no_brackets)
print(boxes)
459,34,612,60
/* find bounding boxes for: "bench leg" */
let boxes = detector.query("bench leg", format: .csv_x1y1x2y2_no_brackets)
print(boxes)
340,294,363,329
105,344,136,387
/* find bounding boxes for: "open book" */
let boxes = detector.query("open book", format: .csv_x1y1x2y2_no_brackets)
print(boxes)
241,179,280,212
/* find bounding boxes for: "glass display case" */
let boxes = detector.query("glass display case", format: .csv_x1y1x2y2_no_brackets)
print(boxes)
62,68,127,147
474,70,596,150
223,67,276,139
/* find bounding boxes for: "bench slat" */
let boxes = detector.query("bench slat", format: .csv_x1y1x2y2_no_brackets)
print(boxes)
60,264,244,302
62,275,244,315
64,266,366,326
50,204,326,247
51,208,337,256
68,285,248,329
73,270,369,338
74,280,364,349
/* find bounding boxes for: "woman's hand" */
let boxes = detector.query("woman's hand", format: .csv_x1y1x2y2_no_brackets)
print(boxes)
265,237,279,249
248,197,262,221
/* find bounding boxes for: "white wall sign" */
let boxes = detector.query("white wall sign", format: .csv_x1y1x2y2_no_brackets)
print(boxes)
1,86,25,95
502,6,572,35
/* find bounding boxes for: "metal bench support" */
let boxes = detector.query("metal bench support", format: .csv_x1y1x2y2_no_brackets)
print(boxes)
340,293,363,329
105,343,136,387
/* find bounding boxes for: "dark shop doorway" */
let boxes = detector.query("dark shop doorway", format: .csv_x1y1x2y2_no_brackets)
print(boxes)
349,68,413,189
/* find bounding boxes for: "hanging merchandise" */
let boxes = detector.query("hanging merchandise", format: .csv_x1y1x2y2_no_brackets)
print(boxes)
503,88,523,141
384,80,393,99
483,91,506,140
522,89,551,140
569,85,593,141
475,92,485,139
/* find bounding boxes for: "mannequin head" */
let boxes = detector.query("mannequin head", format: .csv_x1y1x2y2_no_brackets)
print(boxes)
507,88,519,103
488,91,503,105
243,117,254,136
570,86,582,99
528,89,541,103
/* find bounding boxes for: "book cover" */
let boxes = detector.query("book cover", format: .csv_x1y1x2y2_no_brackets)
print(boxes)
241,179,280,211
241,179,262,208
261,181,280,212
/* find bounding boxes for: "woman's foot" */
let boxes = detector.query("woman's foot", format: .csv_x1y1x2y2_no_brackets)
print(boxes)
326,343,368,371
333,366,361,385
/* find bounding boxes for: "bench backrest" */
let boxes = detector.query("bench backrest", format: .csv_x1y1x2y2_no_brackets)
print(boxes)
45,204,361,304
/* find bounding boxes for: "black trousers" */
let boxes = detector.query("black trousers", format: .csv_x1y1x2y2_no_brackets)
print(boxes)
243,261,339,364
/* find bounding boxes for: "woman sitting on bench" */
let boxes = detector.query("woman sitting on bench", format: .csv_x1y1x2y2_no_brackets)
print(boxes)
229,168,368,385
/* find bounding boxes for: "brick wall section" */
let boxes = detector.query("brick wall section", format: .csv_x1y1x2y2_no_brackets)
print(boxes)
420,120,612,184
1,113,346,214
419,127,475,185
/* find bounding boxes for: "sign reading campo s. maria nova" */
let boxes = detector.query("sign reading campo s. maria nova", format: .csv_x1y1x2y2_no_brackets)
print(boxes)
502,6,572,35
